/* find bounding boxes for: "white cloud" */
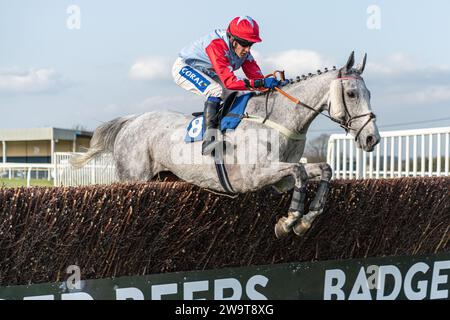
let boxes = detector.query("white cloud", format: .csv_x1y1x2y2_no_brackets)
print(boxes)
126,51,450,107
383,85,450,105
0,67,67,93
364,52,450,105
368,52,450,76
129,56,172,81
139,95,201,111
97,95,203,121
130,50,334,82
252,49,334,77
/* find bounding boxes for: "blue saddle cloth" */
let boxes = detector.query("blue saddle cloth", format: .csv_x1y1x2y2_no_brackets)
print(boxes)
184,93,253,143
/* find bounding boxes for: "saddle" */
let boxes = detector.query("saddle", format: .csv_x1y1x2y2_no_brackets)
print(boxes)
184,92,253,143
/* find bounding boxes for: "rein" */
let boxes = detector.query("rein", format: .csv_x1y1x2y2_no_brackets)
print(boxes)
262,71,376,141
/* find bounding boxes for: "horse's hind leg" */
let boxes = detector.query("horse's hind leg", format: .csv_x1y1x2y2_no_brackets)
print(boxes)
114,146,154,182
292,162,332,236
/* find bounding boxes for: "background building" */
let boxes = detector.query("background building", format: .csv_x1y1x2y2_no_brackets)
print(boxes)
0,127,92,164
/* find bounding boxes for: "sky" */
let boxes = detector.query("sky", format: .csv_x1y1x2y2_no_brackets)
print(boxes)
1,0,450,138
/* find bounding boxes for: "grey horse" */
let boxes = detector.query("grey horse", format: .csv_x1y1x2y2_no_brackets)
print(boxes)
71,51,380,238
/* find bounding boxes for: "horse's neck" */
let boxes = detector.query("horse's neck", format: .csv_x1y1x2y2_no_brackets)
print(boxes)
246,71,338,133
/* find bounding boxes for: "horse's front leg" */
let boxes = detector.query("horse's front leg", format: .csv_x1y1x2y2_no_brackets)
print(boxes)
273,164,309,239
292,162,333,236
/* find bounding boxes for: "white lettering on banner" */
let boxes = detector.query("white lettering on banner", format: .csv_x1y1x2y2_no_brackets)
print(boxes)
323,260,450,300
323,269,346,300
151,283,178,300
214,278,243,300
116,287,145,300
61,292,94,300
404,263,429,300
23,295,55,300
8,259,448,300
376,265,402,300
246,275,269,300
184,281,209,300
430,261,450,299
349,267,372,300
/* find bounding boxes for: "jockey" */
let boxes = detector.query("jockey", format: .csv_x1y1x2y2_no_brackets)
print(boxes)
172,16,284,156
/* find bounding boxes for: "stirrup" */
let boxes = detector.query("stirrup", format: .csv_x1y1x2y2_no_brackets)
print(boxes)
202,140,222,156
202,140,233,156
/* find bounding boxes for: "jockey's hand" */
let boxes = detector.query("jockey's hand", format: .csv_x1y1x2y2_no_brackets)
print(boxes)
263,78,281,89
252,78,281,89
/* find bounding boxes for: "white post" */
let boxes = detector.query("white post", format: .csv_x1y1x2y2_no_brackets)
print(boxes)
398,136,402,177
405,136,410,177
375,143,380,179
356,147,362,179
421,134,425,177
437,133,441,176
428,134,433,176
362,151,367,179
27,167,32,187
445,133,449,176
369,148,374,179
390,136,395,178
51,139,55,166
52,141,57,186
336,140,341,179
349,140,354,179
383,139,387,179
413,135,418,176
342,139,347,179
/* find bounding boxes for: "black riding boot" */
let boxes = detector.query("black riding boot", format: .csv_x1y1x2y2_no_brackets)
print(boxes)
202,97,222,156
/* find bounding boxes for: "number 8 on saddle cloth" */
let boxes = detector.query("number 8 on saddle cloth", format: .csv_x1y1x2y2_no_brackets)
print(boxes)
184,92,253,143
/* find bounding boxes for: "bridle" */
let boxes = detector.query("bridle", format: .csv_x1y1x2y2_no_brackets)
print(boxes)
334,71,376,141
262,71,376,142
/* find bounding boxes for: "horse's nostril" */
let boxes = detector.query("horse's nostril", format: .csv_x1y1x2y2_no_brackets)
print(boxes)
366,135,374,146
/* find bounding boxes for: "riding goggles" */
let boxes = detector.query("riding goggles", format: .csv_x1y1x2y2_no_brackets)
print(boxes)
232,36,255,48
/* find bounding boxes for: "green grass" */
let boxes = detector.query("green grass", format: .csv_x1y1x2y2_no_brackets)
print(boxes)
0,178,54,188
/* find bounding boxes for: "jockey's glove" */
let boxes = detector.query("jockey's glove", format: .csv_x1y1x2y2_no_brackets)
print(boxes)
250,77,281,90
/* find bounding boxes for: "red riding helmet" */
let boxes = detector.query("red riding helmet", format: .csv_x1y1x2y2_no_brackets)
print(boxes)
227,16,262,43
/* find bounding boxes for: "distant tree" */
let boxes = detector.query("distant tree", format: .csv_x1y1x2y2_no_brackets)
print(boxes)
304,134,330,163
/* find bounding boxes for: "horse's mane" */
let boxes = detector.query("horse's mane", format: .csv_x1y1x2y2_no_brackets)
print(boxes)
254,65,339,96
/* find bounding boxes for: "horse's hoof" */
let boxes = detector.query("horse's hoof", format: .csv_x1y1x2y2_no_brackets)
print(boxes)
293,219,311,237
274,217,292,239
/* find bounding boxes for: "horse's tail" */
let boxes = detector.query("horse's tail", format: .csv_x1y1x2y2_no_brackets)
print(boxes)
70,115,136,169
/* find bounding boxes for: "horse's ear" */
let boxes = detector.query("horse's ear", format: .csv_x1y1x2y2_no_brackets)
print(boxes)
356,53,367,75
343,51,355,73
